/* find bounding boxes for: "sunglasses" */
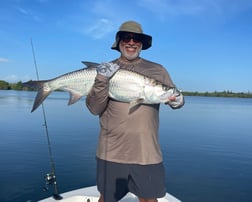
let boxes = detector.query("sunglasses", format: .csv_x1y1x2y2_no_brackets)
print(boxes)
120,34,142,43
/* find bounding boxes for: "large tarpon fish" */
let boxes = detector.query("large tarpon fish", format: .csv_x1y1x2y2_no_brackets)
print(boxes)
23,62,178,112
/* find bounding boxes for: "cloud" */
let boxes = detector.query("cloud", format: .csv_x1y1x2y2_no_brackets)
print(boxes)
0,58,9,63
16,7,29,15
84,18,115,39
16,6,42,22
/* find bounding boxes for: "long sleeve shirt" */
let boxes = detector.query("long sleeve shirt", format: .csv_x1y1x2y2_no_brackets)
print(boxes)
86,58,184,165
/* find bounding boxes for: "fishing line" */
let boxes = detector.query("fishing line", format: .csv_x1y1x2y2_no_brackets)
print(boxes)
30,38,62,200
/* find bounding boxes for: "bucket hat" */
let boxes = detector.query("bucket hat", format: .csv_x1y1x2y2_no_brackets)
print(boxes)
111,21,152,51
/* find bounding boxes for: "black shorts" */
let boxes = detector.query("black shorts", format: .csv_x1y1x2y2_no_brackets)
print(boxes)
96,158,166,202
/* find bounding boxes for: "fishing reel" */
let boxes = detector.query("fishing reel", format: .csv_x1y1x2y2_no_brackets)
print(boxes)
42,172,62,200
43,172,56,192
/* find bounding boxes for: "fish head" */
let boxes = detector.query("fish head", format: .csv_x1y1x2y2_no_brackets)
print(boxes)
144,80,177,103
155,84,180,103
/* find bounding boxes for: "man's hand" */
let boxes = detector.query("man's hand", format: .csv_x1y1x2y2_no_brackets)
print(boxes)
97,62,120,78
165,88,185,109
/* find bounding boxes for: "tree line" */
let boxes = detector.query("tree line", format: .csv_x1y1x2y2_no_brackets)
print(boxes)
1,80,252,98
182,91,252,98
0,80,24,90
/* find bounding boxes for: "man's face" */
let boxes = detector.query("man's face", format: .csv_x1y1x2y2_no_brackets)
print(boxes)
119,32,142,61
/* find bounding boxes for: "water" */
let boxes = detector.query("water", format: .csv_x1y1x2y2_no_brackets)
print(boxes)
0,90,251,202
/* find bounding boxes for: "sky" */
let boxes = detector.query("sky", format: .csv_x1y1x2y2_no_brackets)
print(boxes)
0,0,252,92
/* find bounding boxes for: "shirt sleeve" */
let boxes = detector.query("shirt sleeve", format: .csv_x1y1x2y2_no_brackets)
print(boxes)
86,74,110,115
160,66,185,109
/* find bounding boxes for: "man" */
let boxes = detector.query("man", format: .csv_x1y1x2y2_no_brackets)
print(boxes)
86,21,184,202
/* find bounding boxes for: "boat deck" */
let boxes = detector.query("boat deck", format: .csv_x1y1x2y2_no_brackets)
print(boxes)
39,186,181,202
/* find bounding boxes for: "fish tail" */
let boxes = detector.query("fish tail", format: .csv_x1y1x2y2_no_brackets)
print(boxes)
22,80,44,90
23,80,52,112
32,87,51,112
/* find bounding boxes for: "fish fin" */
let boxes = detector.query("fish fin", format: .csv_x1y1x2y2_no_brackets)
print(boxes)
81,61,100,67
128,98,144,113
23,80,51,112
32,86,51,112
68,91,83,105
129,98,144,110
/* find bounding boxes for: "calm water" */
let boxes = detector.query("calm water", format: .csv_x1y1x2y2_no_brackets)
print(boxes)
0,90,252,202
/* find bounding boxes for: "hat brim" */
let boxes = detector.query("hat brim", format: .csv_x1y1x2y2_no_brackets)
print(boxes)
111,31,152,51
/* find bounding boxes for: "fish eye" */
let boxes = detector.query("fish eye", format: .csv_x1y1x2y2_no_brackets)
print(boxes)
162,86,169,91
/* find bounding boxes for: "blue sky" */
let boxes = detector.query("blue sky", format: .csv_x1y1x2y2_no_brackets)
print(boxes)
0,0,252,92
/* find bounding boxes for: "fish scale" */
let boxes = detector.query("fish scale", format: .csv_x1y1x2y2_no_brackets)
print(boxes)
109,69,146,102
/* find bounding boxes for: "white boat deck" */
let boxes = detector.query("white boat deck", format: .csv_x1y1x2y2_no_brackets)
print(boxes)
39,186,181,202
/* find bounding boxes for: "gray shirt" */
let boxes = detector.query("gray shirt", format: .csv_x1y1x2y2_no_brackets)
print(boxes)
86,58,184,165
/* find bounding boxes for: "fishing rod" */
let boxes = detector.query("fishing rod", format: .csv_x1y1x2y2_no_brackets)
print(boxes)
30,38,62,200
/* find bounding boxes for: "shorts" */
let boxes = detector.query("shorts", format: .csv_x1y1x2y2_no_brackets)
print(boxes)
96,158,166,202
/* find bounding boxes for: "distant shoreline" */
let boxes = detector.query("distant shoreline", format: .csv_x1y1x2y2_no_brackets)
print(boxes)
0,80,252,98
182,91,252,98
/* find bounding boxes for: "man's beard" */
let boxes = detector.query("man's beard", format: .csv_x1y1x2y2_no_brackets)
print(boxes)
119,43,142,61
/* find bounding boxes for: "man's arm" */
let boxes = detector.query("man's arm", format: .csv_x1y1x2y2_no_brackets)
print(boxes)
86,62,119,115
86,74,110,115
